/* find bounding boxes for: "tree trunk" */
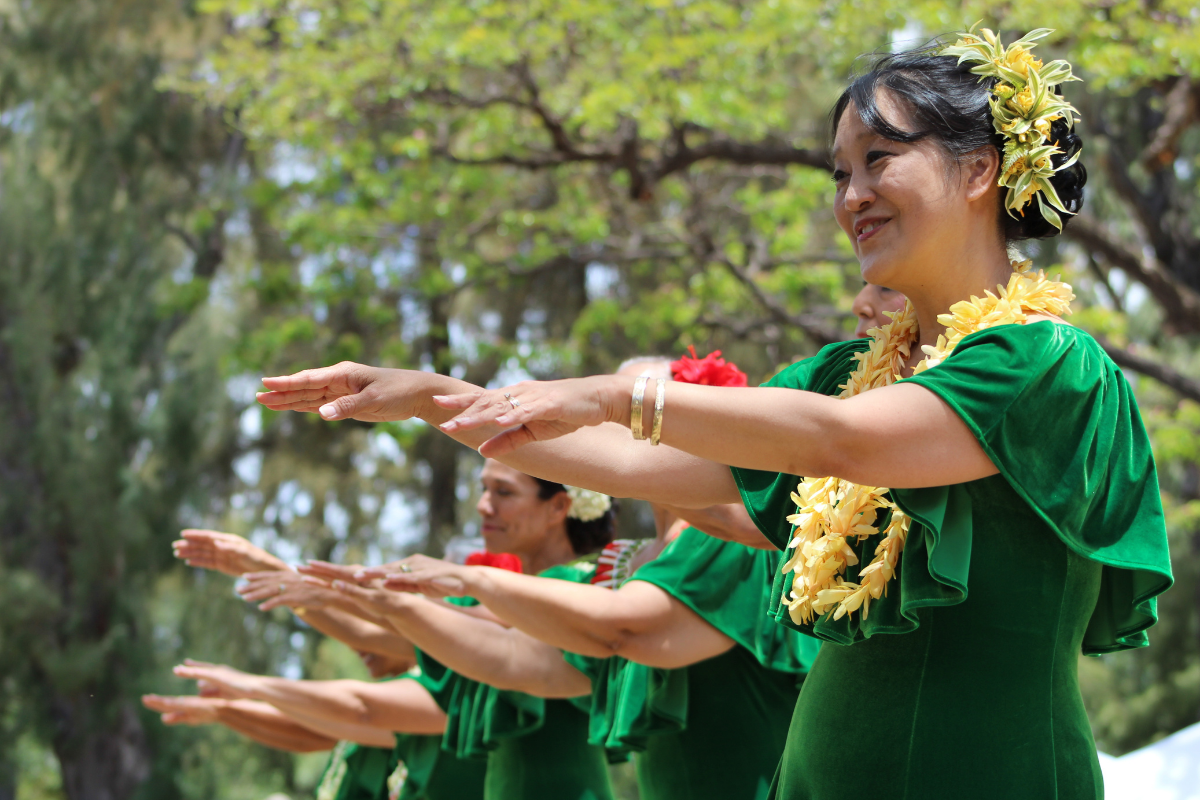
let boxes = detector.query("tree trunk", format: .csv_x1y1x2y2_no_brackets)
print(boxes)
54,703,150,800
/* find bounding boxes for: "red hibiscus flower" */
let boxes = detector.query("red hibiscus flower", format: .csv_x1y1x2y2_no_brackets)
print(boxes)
465,551,524,573
670,346,748,387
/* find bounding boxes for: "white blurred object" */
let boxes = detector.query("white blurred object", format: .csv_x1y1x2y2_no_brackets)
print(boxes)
1100,722,1200,799
442,535,485,565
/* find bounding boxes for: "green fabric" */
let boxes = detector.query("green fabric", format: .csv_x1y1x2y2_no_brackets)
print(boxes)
391,732,487,800
564,528,819,800
316,741,395,800
730,323,1173,799
414,561,614,800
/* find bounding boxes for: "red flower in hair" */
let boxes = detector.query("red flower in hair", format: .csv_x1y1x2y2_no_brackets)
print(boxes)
465,551,524,573
670,346,748,387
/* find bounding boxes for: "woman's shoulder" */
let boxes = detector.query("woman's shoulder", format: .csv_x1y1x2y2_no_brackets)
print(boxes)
762,339,871,393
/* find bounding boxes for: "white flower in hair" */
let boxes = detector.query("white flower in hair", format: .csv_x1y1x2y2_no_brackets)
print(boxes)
566,486,612,522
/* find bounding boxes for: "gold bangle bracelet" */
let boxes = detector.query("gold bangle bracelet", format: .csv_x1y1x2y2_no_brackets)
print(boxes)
650,378,666,446
631,375,649,440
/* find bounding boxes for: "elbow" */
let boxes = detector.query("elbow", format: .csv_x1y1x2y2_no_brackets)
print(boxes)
792,412,868,481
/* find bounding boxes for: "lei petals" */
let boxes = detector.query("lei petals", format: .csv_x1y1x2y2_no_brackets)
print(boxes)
778,263,1074,625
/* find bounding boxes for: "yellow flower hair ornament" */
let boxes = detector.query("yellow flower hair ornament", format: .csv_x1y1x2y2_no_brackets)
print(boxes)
941,25,1082,230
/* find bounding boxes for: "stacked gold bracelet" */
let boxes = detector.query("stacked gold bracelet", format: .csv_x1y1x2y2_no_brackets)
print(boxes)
650,378,665,446
630,376,666,444
631,375,649,440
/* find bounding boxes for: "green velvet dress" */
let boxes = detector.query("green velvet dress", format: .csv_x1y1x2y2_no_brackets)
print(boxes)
313,674,487,800
414,562,615,800
389,730,487,800
315,740,395,800
565,527,821,800
731,323,1173,800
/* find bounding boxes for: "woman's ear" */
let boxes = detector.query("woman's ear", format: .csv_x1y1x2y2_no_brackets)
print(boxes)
547,490,572,525
963,146,1000,202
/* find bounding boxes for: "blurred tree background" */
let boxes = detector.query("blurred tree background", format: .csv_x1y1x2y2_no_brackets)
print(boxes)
3,0,1200,798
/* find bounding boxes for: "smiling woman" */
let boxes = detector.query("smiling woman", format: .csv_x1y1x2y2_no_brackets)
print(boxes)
256,27,1171,800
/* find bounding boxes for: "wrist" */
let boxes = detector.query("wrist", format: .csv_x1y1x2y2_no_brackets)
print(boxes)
605,375,635,428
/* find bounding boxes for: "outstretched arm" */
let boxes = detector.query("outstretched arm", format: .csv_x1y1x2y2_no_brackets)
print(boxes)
256,364,738,508
356,556,735,669
239,570,419,664
668,503,776,550
173,661,444,739
142,695,337,753
298,567,592,697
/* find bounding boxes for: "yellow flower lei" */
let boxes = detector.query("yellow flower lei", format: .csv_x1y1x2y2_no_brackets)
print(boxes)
780,262,1074,625
941,26,1082,231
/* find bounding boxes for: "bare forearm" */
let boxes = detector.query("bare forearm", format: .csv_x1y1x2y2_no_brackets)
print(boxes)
280,706,398,748
216,701,338,753
465,568,658,658
407,373,736,507
667,504,777,550
300,607,417,663
380,596,589,698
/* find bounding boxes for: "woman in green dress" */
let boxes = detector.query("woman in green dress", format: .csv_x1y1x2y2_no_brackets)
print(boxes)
256,29,1173,799
351,356,818,800
303,459,618,800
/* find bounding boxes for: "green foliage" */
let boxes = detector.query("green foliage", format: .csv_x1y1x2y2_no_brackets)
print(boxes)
8,2,1200,798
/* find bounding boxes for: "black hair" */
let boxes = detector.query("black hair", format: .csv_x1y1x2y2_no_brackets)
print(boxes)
831,47,1086,241
533,478,617,556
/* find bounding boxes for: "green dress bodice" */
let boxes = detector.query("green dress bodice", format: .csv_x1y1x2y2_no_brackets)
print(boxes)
414,562,614,800
390,729,487,800
732,323,1173,799
316,741,395,800
566,527,821,800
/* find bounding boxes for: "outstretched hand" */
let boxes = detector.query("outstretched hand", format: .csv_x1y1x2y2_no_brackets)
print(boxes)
142,694,223,726
173,660,258,700
173,529,289,576
362,554,473,599
433,375,628,457
238,569,350,612
256,362,438,423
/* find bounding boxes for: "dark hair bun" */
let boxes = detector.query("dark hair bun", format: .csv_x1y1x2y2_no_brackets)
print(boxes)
533,478,617,555
832,47,1087,241
1003,118,1087,240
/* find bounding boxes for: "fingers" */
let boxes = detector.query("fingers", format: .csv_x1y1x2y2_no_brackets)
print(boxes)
317,390,372,421
261,363,356,392
255,391,327,412
180,529,237,542
477,425,541,458
330,579,398,613
431,392,482,410
300,561,364,582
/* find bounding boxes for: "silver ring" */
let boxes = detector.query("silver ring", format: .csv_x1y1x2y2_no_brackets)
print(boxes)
399,563,412,574
504,393,520,409
279,584,287,595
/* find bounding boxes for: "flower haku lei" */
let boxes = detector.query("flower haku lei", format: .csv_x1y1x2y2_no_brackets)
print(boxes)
941,25,1082,230
566,486,612,522
780,262,1074,625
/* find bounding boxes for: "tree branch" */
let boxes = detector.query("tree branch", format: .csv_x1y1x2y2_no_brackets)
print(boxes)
716,254,846,346
1094,335,1200,405
1140,77,1197,173
1063,214,1200,334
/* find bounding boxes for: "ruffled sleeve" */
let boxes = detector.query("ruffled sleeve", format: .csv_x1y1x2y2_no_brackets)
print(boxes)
413,562,600,759
630,527,821,672
896,323,1172,652
732,341,871,549
753,323,1171,655
563,651,688,755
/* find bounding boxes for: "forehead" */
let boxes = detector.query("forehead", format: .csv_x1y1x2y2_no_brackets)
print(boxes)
832,90,913,157
480,459,534,487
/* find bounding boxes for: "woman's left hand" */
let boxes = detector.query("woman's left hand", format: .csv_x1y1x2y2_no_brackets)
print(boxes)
434,375,628,457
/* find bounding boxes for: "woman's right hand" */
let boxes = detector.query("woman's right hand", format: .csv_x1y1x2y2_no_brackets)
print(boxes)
257,362,441,423
173,530,288,576
173,660,259,700
238,570,349,612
